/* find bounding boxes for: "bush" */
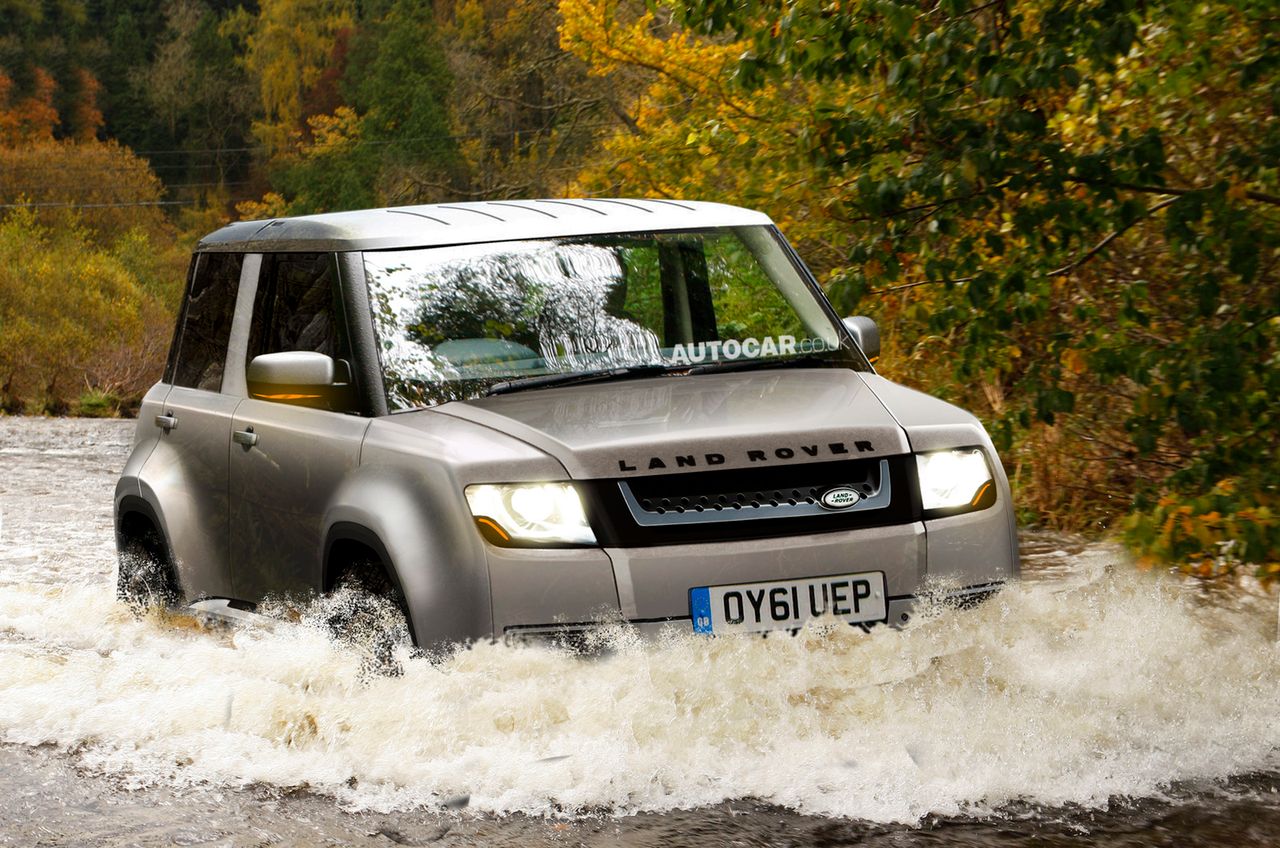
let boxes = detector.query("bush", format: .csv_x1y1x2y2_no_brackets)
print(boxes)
0,208,183,413
1124,479,1280,584
77,389,123,418
0,140,169,242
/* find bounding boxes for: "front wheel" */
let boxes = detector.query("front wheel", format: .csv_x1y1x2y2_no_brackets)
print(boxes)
319,561,413,676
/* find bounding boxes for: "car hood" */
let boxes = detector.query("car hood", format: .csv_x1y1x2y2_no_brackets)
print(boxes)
434,368,911,479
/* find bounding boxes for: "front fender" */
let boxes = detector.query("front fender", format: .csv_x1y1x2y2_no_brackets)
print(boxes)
323,464,493,645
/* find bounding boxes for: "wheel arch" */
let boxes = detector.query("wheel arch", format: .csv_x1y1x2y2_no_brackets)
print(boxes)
323,521,417,642
323,522,398,592
115,494,170,560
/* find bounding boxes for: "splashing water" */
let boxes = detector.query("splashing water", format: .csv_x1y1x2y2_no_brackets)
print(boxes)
1,417,1277,824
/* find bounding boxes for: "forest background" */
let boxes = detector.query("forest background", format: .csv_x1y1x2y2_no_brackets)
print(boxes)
0,0,1276,577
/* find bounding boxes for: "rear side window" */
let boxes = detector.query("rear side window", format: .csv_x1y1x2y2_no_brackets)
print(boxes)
170,252,243,391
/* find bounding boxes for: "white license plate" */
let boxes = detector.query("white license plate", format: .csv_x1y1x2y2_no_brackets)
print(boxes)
689,571,887,635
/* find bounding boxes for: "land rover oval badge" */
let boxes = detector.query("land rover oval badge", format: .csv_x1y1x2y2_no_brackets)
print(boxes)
819,486,861,510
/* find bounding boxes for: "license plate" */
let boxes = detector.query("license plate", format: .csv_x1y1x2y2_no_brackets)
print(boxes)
689,571,887,635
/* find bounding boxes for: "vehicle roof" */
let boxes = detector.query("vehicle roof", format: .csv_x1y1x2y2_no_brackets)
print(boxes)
196,198,775,253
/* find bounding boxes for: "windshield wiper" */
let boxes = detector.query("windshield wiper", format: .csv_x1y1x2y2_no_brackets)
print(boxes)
685,351,847,376
484,364,672,396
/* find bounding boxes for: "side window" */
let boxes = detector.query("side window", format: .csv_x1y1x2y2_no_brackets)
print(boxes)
171,252,243,392
247,253,358,412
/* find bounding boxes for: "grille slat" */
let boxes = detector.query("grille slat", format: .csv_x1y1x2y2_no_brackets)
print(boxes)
619,459,892,526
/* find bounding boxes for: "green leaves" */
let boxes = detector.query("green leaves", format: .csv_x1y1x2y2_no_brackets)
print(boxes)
668,0,1279,563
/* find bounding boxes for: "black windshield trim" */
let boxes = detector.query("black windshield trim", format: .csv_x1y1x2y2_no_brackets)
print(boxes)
483,364,676,396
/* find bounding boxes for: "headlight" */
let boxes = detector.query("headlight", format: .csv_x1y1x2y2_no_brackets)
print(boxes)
916,448,995,513
465,483,596,546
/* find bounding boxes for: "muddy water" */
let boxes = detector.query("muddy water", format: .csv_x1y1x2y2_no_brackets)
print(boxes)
1,416,1278,846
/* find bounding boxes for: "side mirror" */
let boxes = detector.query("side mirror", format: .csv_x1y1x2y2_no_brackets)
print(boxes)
842,316,880,363
247,351,353,410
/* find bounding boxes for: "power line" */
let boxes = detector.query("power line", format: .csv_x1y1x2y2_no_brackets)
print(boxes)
0,200,197,209
0,181,253,193
124,122,622,157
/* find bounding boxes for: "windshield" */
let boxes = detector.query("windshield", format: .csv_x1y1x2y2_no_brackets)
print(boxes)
363,226,862,409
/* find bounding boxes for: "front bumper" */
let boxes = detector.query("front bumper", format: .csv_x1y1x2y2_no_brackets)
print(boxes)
487,521,929,639
484,478,1020,642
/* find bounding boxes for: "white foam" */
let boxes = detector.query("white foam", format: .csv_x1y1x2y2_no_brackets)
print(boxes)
1,417,1277,823
0,567,1275,822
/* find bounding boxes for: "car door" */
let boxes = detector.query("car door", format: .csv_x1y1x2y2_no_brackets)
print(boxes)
228,252,371,603
142,252,256,600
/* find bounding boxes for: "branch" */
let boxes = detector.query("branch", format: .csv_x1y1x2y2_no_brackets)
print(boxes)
1047,196,1179,277
605,97,642,137
1071,178,1280,207
869,194,1181,295
868,276,976,294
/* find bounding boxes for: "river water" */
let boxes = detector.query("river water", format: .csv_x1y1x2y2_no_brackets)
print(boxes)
1,416,1278,846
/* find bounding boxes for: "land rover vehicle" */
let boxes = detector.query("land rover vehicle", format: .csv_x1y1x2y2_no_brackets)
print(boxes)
114,198,1019,646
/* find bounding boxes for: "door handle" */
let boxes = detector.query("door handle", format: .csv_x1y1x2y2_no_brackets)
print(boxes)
232,428,258,448
154,412,178,432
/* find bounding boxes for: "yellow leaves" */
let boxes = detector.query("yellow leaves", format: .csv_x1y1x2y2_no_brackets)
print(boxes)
562,0,882,275
231,0,356,151
1054,112,1080,139
236,192,291,221
558,0,741,93
455,0,486,41
0,140,168,241
0,205,178,406
304,106,361,156
1060,347,1088,375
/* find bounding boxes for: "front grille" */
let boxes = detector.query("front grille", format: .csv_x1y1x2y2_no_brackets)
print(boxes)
581,455,919,547
619,459,891,525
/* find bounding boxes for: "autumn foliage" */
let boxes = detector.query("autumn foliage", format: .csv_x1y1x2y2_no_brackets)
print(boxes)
0,0,1276,576
561,0,1279,579
0,73,185,412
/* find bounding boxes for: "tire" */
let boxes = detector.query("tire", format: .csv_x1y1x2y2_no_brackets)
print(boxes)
320,559,413,676
116,528,180,611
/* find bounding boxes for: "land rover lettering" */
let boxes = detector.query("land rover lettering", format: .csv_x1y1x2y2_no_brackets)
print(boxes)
615,441,877,474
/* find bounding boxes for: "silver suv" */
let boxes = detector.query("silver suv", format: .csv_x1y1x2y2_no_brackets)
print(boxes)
114,199,1019,646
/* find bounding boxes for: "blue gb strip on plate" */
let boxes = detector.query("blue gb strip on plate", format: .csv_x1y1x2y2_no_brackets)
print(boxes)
689,587,713,634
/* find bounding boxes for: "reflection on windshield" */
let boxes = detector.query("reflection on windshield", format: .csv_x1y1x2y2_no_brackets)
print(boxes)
364,226,853,409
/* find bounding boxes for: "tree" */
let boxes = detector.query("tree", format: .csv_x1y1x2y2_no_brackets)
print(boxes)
0,208,180,412
341,0,461,204
135,0,257,188
225,0,356,152
0,139,170,241
443,0,627,199
0,67,59,144
566,0,1280,574
559,0,851,269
